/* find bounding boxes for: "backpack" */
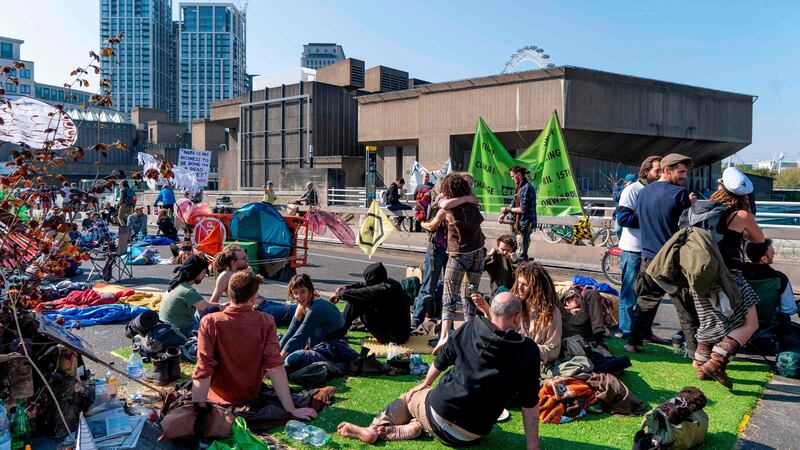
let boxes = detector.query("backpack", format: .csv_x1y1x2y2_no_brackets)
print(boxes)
122,187,135,206
414,188,433,221
381,184,393,204
141,323,188,356
680,200,734,243
776,351,800,379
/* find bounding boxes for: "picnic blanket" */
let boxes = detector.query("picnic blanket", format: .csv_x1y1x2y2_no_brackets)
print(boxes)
41,304,149,328
118,292,164,311
362,335,434,357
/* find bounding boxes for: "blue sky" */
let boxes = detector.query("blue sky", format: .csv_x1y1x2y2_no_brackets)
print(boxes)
3,0,798,161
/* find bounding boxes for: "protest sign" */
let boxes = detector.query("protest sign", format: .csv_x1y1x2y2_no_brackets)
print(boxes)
178,148,211,187
518,112,583,216
467,117,518,212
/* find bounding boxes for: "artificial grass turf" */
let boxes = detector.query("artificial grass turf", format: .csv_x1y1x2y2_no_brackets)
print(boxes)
110,331,770,449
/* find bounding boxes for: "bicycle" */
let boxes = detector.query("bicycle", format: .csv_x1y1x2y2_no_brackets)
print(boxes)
600,245,623,285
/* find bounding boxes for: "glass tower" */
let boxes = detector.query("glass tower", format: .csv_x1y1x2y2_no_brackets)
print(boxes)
100,0,175,117
178,3,246,128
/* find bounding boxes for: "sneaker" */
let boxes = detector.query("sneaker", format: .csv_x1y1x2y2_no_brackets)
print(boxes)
646,334,671,345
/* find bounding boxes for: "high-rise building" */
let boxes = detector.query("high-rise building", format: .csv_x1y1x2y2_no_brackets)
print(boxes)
178,3,247,128
301,43,345,70
100,0,175,117
0,36,35,97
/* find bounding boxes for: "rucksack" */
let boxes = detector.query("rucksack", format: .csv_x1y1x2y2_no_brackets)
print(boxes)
381,185,393,204
414,188,432,221
141,323,188,356
680,200,734,243
776,351,800,379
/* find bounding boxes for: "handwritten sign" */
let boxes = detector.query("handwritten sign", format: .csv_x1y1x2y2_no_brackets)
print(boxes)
178,148,211,187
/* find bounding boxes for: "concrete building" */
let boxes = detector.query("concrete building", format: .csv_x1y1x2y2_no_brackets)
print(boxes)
357,66,754,195
316,58,364,90
301,43,345,70
0,36,34,96
177,2,247,128
365,65,408,93
207,81,361,192
100,0,175,117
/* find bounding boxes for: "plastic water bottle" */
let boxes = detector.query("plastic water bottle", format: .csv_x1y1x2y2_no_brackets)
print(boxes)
105,362,119,399
0,403,11,450
285,420,309,441
94,379,109,404
10,398,30,450
304,425,329,447
127,351,144,402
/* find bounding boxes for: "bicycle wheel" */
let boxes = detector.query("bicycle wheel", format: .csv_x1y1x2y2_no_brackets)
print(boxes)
541,225,564,243
594,228,611,247
601,250,622,285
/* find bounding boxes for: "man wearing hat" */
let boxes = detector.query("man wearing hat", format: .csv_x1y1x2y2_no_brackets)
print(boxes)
615,156,667,344
262,180,277,205
559,286,608,347
126,205,148,240
626,153,699,354
159,255,212,336
743,240,798,318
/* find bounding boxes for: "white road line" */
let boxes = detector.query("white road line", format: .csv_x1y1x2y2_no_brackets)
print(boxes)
308,251,413,269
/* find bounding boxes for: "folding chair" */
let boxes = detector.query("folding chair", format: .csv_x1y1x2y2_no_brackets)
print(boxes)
86,227,134,283
745,276,782,364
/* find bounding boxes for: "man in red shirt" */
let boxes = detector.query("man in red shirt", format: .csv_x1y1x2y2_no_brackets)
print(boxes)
191,271,317,419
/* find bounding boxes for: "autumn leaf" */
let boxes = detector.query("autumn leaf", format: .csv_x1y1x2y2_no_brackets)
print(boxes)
89,51,100,61
101,47,115,57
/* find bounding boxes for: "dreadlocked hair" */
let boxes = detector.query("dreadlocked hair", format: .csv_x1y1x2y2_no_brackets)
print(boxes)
512,261,557,334
710,188,751,213
212,244,243,272
440,173,472,198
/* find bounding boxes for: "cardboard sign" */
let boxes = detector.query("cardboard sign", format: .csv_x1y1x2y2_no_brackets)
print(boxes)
178,148,211,187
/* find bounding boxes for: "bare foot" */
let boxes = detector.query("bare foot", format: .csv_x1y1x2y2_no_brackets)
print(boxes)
378,423,423,441
337,422,378,444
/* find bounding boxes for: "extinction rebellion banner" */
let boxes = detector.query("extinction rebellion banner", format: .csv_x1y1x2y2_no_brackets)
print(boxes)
468,112,583,216
519,112,583,216
467,117,517,213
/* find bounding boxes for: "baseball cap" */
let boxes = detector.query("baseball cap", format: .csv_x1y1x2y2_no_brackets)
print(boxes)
721,167,753,196
661,153,693,168
624,174,637,183
745,239,773,263
560,287,582,303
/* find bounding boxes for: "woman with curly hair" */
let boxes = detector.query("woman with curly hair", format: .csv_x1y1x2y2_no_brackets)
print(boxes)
689,168,762,389
513,261,562,363
422,173,485,354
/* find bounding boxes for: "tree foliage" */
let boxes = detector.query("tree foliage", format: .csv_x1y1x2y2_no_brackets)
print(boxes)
774,167,800,188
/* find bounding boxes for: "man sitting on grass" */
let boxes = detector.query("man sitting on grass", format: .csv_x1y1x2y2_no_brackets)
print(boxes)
558,286,608,348
191,270,317,419
337,292,541,449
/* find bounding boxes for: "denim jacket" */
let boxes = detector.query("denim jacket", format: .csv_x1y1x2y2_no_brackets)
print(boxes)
518,182,537,228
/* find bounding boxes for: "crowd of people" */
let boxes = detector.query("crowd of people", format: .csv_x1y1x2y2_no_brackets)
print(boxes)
28,158,797,449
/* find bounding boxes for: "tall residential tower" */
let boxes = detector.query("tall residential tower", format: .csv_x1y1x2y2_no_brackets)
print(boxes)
178,2,247,128
100,0,175,117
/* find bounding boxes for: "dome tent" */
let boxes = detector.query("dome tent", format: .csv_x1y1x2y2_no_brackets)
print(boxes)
230,202,292,261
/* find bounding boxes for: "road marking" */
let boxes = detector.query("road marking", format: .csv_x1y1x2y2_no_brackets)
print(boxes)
308,251,412,269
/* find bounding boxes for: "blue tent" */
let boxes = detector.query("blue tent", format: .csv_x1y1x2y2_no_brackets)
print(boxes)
230,203,291,260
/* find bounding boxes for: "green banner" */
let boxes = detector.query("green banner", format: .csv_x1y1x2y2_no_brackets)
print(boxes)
518,111,583,216
467,117,517,212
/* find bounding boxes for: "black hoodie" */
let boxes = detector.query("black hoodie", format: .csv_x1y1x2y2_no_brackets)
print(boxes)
340,262,411,344
429,316,540,436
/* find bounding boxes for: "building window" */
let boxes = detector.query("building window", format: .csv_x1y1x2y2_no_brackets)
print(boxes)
20,85,30,94
0,42,12,59
5,83,16,93
20,69,30,78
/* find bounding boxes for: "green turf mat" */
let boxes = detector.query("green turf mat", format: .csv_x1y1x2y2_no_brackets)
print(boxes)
109,335,770,449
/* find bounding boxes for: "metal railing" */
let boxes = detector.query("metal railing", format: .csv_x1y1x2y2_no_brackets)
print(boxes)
328,188,800,229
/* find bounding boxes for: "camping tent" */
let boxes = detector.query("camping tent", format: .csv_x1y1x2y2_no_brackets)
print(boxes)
230,203,291,261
